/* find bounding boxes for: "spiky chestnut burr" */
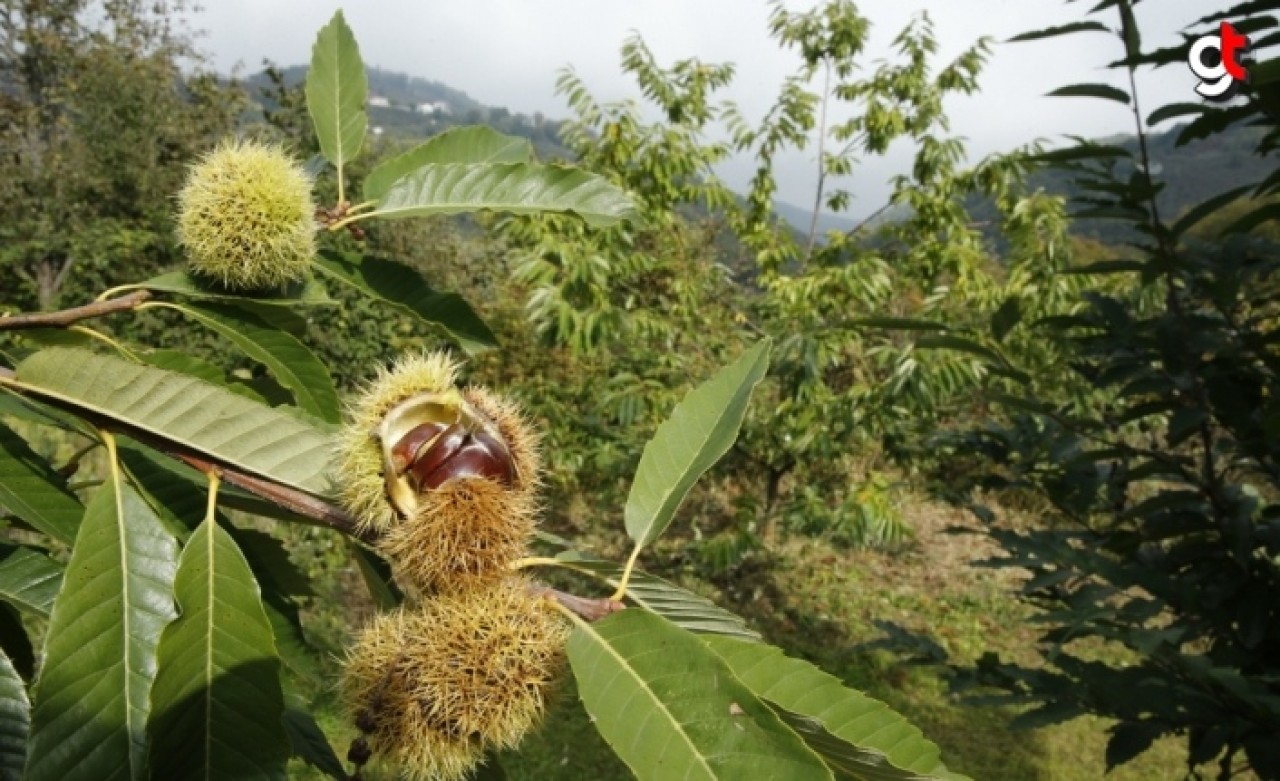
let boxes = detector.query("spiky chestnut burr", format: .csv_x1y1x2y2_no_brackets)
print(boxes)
342,579,568,781
337,352,541,591
176,138,316,290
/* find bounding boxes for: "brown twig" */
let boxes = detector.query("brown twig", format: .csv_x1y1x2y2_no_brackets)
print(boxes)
530,583,624,622
169,451,375,543
0,290,152,330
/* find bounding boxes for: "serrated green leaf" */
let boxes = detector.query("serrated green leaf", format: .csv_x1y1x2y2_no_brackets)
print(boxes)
305,10,367,177
162,301,340,423
625,340,771,548
568,610,832,781
0,648,27,780
0,422,82,544
25,465,178,781
1007,21,1110,42
147,517,289,781
133,271,334,306
1046,83,1130,104
13,348,336,498
282,707,345,780
554,552,761,641
314,251,496,354
363,126,533,202
704,636,970,781
0,547,62,617
373,162,635,229
140,351,268,405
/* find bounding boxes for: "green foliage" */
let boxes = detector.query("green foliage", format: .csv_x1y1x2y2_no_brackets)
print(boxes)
25,453,178,781
503,0,1081,553
566,609,835,781
625,341,770,549
867,1,1280,778
305,10,367,199
0,8,965,780
147,516,290,780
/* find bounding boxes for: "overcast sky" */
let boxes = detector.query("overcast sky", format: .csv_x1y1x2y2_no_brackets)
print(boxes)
188,0,1214,218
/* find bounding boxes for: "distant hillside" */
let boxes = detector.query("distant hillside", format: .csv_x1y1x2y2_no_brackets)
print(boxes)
773,200,863,236
1012,122,1277,243
243,65,573,160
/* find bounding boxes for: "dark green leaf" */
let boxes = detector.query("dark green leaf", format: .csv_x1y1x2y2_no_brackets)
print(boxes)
1146,103,1210,127
0,548,62,617
991,298,1022,342
0,422,82,544
349,542,401,609
1046,83,1130,104
568,610,831,781
363,126,533,202
0,608,32,684
1007,21,1110,42
163,301,341,423
915,334,1009,368
1116,0,1141,62
147,517,289,781
305,10,367,177
1171,184,1256,238
282,706,345,780
25,468,178,781
1030,143,1131,164
133,271,334,307
373,162,636,229
313,251,496,354
1106,722,1163,771
626,340,771,548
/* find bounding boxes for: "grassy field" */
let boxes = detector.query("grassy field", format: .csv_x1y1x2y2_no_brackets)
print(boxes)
292,498,1194,781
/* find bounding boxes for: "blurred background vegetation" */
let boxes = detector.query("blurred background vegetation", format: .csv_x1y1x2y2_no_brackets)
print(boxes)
3,0,1278,778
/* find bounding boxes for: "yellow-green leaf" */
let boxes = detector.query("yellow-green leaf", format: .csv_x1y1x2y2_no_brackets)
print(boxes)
568,609,831,781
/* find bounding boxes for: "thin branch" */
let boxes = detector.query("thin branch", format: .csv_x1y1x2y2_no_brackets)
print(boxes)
537,585,626,623
845,200,894,238
170,450,375,543
0,290,152,331
0,371,374,543
806,60,833,259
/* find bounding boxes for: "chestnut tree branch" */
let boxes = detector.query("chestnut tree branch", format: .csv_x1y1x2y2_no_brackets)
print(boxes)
0,371,374,543
0,290,152,330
